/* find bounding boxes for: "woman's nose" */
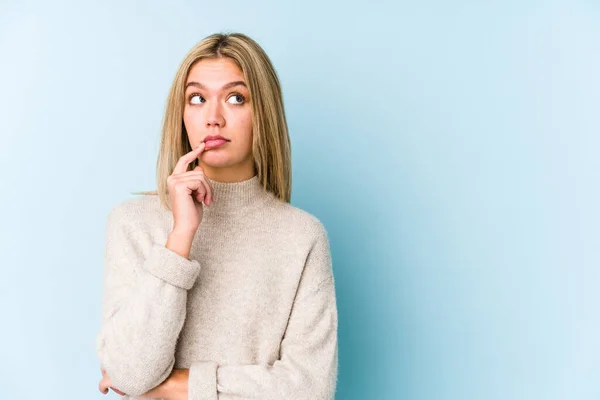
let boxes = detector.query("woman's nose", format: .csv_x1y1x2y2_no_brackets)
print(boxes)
205,101,225,127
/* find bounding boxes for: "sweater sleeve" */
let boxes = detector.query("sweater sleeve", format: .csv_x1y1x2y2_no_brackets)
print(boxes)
95,204,202,396
187,223,339,400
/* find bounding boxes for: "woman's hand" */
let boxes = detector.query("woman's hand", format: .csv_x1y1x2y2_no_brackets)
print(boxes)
167,143,214,236
99,367,190,400
99,368,126,396
138,369,190,400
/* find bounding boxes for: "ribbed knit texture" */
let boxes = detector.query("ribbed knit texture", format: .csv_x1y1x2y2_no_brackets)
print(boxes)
96,174,338,399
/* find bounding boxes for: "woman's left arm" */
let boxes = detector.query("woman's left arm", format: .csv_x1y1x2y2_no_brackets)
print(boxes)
187,223,339,400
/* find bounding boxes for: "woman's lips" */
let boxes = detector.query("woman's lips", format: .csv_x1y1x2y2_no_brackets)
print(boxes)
204,139,228,149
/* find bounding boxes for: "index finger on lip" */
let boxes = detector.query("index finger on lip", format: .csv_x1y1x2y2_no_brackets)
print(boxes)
173,143,205,175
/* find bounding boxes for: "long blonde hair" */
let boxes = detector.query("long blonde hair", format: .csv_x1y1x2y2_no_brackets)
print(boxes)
133,32,292,210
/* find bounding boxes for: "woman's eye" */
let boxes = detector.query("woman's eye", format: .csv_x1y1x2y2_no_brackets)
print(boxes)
188,93,245,105
189,94,204,105
227,94,245,105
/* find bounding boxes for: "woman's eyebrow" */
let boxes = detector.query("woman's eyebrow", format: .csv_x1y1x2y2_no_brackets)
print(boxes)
185,81,247,90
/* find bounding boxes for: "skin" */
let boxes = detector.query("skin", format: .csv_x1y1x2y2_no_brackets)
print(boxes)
99,57,257,398
99,367,188,399
165,57,257,241
183,56,255,183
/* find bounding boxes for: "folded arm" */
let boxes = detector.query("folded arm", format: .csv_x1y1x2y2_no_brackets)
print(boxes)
187,223,339,400
96,205,201,396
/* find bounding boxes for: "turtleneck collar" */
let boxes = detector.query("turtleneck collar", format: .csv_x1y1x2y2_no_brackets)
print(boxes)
204,174,272,215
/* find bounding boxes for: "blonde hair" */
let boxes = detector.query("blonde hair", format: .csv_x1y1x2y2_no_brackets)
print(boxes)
132,32,292,210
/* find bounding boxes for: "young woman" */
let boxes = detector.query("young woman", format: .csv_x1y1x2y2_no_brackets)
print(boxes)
96,32,338,400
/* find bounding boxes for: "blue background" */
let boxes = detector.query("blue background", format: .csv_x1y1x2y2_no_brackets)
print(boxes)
1,0,598,399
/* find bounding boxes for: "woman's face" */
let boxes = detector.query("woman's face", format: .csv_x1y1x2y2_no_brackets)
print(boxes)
183,57,254,180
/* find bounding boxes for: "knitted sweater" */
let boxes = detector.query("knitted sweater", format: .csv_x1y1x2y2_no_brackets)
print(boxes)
95,174,338,400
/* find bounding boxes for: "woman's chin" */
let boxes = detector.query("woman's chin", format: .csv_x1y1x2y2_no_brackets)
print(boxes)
200,154,236,168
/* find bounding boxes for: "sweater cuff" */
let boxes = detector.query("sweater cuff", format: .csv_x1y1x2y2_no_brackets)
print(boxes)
188,361,218,400
141,242,201,290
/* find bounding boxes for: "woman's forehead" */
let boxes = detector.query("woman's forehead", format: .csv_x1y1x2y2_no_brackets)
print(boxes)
187,58,244,84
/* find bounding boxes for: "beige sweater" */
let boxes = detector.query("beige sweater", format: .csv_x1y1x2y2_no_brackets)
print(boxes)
95,174,338,400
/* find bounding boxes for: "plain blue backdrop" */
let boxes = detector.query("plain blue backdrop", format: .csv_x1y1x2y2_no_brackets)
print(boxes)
1,0,598,399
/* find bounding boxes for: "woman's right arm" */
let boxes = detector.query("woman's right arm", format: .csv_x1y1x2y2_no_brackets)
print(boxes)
96,204,201,397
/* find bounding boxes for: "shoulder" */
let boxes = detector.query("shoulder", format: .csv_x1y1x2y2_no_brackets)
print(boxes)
267,198,330,247
105,195,171,235
270,201,335,287
107,194,159,221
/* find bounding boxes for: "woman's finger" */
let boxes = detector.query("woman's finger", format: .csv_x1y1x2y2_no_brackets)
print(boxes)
174,174,212,205
193,165,214,202
99,371,126,396
172,168,214,204
98,376,111,394
112,387,126,396
172,143,206,175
